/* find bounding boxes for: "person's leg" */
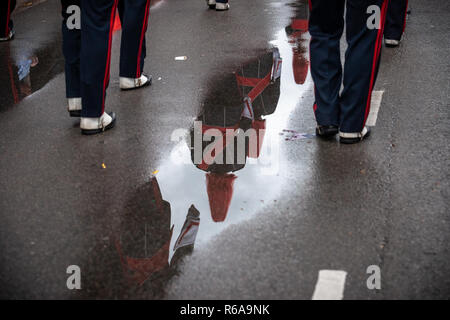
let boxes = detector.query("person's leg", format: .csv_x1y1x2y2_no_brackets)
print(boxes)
119,0,151,79
384,0,408,42
80,0,118,118
339,0,388,138
309,0,345,130
61,0,81,102
0,0,16,39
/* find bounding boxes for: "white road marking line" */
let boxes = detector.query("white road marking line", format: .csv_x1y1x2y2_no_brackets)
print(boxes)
312,270,348,300
366,90,384,127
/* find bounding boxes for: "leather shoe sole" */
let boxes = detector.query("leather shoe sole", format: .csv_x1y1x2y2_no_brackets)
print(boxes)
339,127,371,144
316,125,338,139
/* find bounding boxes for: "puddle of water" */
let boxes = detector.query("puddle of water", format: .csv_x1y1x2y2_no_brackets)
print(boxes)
115,0,314,287
161,30,313,260
0,39,64,111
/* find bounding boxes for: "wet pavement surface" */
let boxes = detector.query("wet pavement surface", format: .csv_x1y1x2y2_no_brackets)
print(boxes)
0,0,449,299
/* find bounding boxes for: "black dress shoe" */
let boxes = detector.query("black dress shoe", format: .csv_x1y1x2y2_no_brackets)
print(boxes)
316,125,339,139
206,0,216,9
385,39,400,47
339,126,371,144
69,110,81,117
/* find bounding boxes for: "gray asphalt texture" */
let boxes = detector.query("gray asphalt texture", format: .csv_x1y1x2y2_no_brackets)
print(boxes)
0,0,449,299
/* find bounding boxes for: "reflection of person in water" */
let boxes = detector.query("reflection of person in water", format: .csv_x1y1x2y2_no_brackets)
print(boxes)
17,56,39,97
285,1,309,85
0,48,39,110
190,48,282,222
115,177,200,286
0,38,64,111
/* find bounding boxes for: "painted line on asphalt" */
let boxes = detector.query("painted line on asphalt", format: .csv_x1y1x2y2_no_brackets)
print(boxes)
312,270,348,300
366,90,384,127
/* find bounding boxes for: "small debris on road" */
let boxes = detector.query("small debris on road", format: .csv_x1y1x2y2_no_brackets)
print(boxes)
281,129,316,141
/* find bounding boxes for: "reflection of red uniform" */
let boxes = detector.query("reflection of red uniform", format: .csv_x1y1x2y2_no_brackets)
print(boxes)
194,49,282,173
206,173,236,222
191,49,282,223
115,178,199,286
285,18,309,85
248,119,266,159
201,120,265,222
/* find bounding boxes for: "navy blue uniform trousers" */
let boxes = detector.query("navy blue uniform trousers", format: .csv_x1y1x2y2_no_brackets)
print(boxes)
61,0,150,118
385,0,408,41
118,0,152,78
309,0,389,133
0,0,16,38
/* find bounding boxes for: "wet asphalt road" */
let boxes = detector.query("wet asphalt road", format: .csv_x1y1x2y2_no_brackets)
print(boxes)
0,0,449,299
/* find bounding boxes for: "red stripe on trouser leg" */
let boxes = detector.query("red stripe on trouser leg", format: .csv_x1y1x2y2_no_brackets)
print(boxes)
5,0,11,37
113,13,121,33
102,0,119,115
136,0,151,78
402,0,409,33
363,0,388,124
308,18,318,116
363,0,389,126
7,48,19,103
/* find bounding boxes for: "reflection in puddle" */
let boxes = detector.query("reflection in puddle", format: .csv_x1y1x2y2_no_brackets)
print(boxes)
115,1,312,288
0,41,64,111
0,0,165,112
115,178,200,287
